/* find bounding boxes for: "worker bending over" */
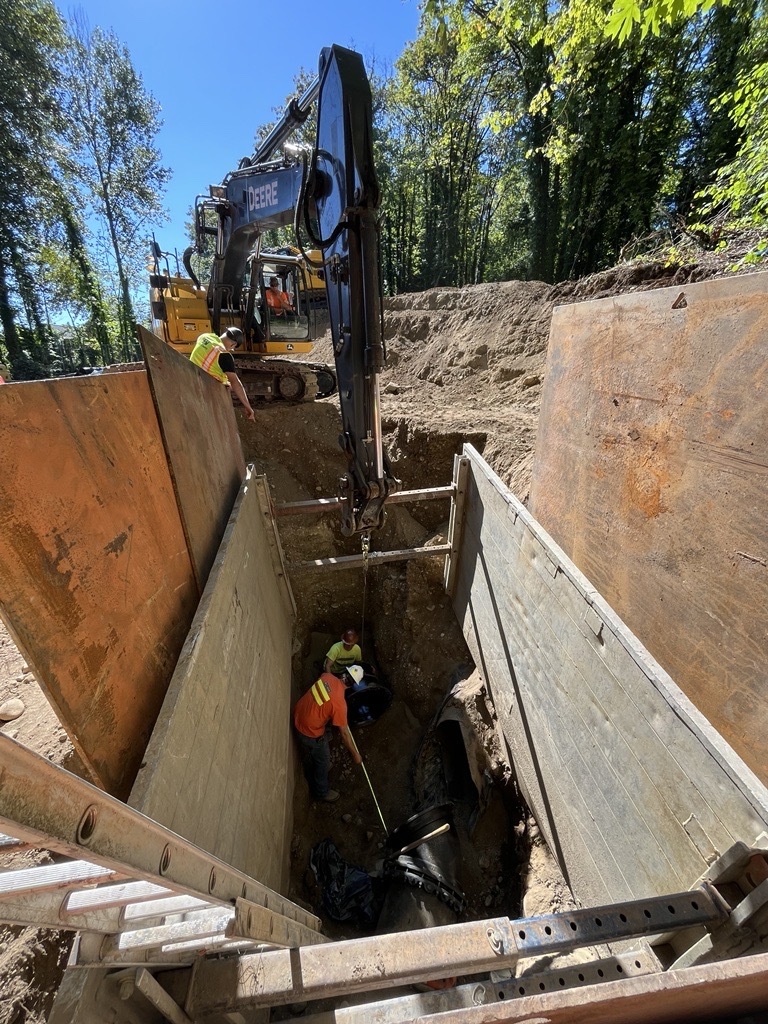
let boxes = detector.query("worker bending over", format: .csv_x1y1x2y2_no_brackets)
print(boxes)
189,327,255,421
324,629,361,676
293,666,364,803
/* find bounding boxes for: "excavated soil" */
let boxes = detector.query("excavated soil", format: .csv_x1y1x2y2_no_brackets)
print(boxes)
0,247,762,1020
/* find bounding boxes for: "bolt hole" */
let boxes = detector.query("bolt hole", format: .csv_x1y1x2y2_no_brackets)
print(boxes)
498,992,505,1000
578,973,585,982
159,844,172,875
569,921,577,931
518,930,526,939
691,900,699,910
208,868,217,894
518,987,526,995
544,925,552,935
76,806,97,845
643,909,651,918
558,978,565,986
667,905,676,914
616,964,623,973
597,969,604,978
635,960,641,968
619,913,627,922
594,917,602,926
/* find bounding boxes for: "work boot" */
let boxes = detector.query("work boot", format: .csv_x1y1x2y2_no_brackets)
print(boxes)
321,789,340,803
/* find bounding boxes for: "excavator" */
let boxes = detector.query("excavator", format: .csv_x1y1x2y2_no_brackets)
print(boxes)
148,95,334,402
150,45,399,536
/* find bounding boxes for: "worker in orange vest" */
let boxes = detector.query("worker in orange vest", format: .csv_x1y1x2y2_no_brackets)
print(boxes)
293,667,364,802
266,276,295,318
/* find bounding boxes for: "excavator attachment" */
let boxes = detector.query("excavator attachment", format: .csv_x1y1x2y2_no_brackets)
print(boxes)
308,46,401,534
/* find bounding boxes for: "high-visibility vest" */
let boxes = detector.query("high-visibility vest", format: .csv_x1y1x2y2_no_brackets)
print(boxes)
310,677,331,706
189,334,230,385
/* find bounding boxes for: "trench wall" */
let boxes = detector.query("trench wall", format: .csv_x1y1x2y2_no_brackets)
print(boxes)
452,445,768,909
0,332,244,797
528,272,768,785
129,469,296,889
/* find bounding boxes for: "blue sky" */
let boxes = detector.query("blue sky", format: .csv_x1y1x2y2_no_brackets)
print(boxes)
67,0,421,258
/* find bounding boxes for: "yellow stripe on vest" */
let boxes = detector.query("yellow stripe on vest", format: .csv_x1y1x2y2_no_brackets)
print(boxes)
311,679,331,706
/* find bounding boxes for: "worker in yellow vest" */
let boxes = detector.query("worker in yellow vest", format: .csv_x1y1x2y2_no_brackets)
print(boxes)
293,667,364,802
189,328,255,421
324,628,362,676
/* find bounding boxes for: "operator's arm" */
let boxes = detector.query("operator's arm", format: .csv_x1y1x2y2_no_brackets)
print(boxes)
339,725,363,765
324,657,333,673
225,371,256,421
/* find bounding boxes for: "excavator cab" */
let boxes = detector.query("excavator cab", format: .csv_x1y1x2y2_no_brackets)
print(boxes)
241,252,315,354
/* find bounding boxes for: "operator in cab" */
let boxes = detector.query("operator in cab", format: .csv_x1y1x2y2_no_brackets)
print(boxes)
189,328,255,421
266,276,295,318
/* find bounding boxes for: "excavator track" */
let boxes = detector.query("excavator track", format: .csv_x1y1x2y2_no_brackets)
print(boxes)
233,356,337,404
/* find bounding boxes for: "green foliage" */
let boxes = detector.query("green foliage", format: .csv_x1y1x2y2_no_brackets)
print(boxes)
602,0,767,255
414,0,762,282
0,0,66,374
379,18,526,291
61,13,170,360
697,53,768,228
0,1,166,376
606,0,724,42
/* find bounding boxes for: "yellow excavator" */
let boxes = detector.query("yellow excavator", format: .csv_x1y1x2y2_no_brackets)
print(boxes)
150,45,398,534
148,78,338,402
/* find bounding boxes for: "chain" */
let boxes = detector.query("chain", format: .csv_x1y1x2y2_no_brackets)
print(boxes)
360,532,370,653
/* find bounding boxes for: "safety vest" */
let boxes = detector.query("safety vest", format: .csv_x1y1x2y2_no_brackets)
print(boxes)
311,677,331,706
189,334,230,385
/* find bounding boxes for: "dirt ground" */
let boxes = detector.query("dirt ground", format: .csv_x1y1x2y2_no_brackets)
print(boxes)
0,237,763,1020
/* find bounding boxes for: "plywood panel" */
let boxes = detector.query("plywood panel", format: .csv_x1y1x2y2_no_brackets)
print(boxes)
130,470,296,890
452,446,768,908
528,273,768,784
0,372,198,797
138,326,246,590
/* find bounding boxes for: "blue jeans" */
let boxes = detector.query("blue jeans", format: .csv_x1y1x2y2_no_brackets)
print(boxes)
295,729,330,799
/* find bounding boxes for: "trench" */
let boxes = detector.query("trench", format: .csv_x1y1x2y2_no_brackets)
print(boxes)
239,402,534,971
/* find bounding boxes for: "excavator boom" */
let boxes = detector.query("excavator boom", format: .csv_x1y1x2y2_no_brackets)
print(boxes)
152,45,398,533
310,45,399,534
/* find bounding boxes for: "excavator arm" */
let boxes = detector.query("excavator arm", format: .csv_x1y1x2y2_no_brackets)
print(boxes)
185,45,399,535
308,45,400,535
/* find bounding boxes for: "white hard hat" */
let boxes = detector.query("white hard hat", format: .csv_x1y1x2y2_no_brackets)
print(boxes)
346,665,364,685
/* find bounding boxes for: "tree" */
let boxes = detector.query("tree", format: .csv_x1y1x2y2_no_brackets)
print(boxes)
606,0,768,245
62,14,169,361
380,22,524,290
0,0,66,376
422,0,762,281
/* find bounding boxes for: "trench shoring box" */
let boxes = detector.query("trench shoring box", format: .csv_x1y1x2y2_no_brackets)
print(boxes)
452,445,768,910
129,468,296,889
528,272,768,785
0,330,244,797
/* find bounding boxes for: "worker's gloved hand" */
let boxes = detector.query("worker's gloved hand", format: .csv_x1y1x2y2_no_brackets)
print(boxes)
244,408,256,421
